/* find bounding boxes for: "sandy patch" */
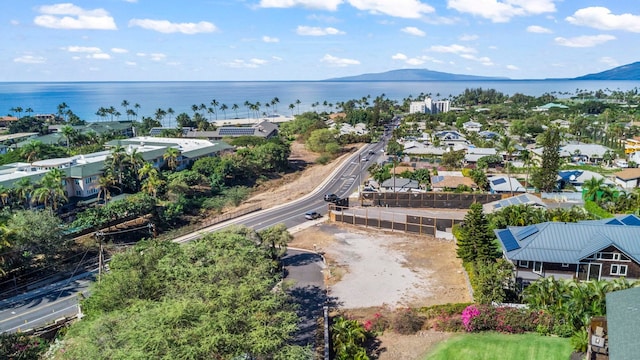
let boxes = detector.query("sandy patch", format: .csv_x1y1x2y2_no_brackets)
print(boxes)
327,228,434,308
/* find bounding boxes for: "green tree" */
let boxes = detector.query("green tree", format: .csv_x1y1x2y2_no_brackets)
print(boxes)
32,168,67,210
60,125,77,148
306,128,340,154
456,203,498,264
331,316,369,360
531,127,562,192
163,147,181,170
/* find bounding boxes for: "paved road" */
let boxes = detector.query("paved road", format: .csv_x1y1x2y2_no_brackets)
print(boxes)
0,139,386,333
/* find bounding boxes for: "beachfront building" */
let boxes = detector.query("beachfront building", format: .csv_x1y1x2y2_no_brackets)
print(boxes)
409,97,450,115
0,137,233,202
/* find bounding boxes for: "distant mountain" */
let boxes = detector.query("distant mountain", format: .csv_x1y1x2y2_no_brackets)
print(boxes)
573,61,640,80
325,68,509,81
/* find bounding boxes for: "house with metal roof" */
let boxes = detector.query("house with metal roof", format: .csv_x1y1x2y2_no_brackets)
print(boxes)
495,214,640,286
482,193,546,213
487,175,526,194
606,287,640,360
613,168,640,189
184,120,278,140
380,177,420,192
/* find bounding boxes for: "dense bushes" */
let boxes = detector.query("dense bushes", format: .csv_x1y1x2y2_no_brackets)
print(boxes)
70,193,156,230
433,304,552,335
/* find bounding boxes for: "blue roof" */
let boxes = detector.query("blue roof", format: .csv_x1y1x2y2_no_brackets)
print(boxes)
496,214,640,264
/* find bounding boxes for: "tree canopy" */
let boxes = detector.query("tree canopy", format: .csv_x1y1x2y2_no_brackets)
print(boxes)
60,226,302,359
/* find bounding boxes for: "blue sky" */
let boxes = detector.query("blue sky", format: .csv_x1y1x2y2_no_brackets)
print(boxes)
3,0,639,81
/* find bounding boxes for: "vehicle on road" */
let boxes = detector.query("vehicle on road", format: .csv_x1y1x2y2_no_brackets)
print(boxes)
304,211,321,220
324,193,339,202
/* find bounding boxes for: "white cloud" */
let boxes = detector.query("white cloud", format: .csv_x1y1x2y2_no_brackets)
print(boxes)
447,0,556,23
262,36,280,43
320,54,360,67
259,0,342,11
599,57,619,67
150,53,166,61
401,26,425,36
88,53,111,60
124,0,138,2
34,3,117,30
506,64,519,70
63,46,102,53
125,61,137,66
10,20,19,26
348,0,435,19
527,25,552,33
129,19,217,34
460,53,493,66
429,44,476,54
13,55,46,64
566,7,640,33
554,34,616,47
111,48,129,53
391,53,441,66
296,26,345,36
226,58,269,68
71,56,81,60
459,34,478,41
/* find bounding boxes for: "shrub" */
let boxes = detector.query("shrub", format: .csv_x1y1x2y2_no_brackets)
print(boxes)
552,322,575,338
570,327,589,353
461,305,480,331
420,303,472,320
316,154,331,165
432,314,464,332
362,312,390,335
392,308,424,335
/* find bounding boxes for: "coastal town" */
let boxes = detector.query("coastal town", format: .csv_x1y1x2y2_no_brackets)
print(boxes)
0,86,639,359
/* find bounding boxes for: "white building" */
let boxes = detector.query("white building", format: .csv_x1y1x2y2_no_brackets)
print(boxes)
409,97,450,115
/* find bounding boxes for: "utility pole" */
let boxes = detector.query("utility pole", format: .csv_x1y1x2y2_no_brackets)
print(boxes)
96,231,104,283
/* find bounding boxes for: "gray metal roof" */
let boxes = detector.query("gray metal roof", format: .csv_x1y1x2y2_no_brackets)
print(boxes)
496,215,640,264
606,287,640,360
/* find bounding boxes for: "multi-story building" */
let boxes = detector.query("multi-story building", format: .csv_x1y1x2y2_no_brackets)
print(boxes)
409,97,450,114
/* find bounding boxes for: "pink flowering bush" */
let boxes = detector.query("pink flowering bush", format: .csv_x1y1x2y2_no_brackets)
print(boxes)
461,305,481,332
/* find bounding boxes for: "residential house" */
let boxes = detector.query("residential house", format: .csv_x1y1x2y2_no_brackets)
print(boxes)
464,147,497,165
430,175,477,191
478,130,499,140
532,103,569,112
531,143,613,164
380,177,420,192
606,287,640,360
487,175,526,194
462,121,482,133
184,120,278,141
482,193,546,214
557,170,614,190
0,116,18,128
551,119,571,129
495,214,640,286
613,168,640,189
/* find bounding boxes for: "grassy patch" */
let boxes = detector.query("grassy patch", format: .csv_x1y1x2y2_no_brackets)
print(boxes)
424,332,572,360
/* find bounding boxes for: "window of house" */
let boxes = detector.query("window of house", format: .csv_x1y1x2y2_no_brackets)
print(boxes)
518,261,529,268
562,263,570,268
611,265,628,276
75,190,81,196
533,261,543,275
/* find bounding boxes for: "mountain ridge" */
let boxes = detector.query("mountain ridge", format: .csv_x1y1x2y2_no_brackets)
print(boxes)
325,62,640,81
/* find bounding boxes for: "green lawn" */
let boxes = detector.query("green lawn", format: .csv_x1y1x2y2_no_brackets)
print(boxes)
424,332,573,360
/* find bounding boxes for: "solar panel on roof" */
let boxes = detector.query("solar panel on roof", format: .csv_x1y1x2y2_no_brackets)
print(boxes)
497,229,520,252
620,215,640,226
218,127,255,136
515,225,538,241
492,178,507,185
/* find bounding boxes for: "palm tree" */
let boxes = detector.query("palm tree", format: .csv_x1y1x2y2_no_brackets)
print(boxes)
271,97,280,114
154,108,167,127
138,162,159,182
219,104,228,120
97,172,119,204
295,99,301,114
105,145,128,187
583,177,607,202
232,104,240,118
0,185,10,207
25,107,34,117
32,169,67,211
163,147,181,170
60,125,76,148
520,149,538,189
497,136,517,195
121,100,130,119
20,140,43,163
288,103,295,116
141,171,163,198
210,99,219,120
134,103,141,121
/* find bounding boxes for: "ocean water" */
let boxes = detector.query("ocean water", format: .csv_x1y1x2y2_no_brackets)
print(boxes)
1,80,639,127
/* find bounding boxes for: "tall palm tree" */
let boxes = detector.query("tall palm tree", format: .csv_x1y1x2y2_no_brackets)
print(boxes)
97,171,119,204
295,99,301,114
25,107,34,117
134,103,141,121
60,125,76,148
105,145,128,188
141,171,163,198
0,185,10,207
271,97,280,114
497,136,517,195
13,177,33,209
57,102,69,121
583,177,607,202
32,168,67,211
210,99,219,120
163,147,181,170
219,103,228,120
232,104,240,118
20,140,43,163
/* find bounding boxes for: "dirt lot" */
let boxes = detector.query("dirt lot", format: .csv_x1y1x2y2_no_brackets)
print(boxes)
241,141,471,360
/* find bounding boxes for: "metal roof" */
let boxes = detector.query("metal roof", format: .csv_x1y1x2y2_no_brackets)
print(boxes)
606,287,640,360
496,215,640,264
